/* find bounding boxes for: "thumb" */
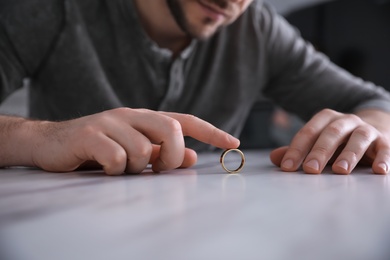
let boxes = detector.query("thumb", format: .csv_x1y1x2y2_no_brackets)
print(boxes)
270,146,289,167
149,145,198,169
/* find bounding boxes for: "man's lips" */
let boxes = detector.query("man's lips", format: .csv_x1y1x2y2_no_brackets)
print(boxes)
198,1,228,21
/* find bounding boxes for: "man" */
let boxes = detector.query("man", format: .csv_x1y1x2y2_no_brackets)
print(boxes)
0,0,389,175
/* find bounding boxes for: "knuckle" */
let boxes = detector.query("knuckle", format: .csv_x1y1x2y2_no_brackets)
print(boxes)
341,150,359,161
110,107,131,115
296,126,318,138
134,143,153,159
78,125,103,142
319,108,338,117
311,145,329,156
97,112,114,124
324,123,344,137
116,107,130,113
346,113,361,122
80,124,96,136
183,113,199,123
287,146,305,158
165,118,183,134
353,125,379,145
354,126,375,142
108,149,127,166
136,108,152,114
114,107,153,117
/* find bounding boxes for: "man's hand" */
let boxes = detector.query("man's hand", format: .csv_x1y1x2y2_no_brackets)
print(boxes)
270,109,390,174
1,108,239,175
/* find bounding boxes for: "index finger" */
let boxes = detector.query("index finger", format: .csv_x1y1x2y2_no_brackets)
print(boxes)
160,112,240,149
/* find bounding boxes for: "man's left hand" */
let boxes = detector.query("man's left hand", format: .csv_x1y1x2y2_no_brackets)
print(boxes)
270,109,390,174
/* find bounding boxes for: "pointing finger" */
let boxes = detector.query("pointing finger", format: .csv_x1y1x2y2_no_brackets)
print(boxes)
161,112,240,149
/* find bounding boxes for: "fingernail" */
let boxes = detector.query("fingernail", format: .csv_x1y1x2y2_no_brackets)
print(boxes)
305,159,320,171
336,160,349,171
282,159,294,169
378,163,388,173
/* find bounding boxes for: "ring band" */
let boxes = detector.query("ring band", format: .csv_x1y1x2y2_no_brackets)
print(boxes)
220,148,245,173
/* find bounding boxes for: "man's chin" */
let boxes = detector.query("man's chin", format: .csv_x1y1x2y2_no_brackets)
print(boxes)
187,26,221,40
191,33,215,41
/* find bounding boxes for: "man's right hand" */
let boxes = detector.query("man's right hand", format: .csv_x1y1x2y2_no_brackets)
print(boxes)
0,108,239,175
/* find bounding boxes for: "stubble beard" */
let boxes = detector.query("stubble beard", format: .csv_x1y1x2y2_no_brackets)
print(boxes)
166,0,226,40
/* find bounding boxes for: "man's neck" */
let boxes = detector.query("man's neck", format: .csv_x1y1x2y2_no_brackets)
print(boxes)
133,0,191,57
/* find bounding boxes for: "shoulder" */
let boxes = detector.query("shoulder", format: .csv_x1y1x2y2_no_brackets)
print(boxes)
226,0,285,38
241,1,289,34
238,1,303,51
0,0,66,74
0,0,66,36
0,0,65,22
209,1,283,54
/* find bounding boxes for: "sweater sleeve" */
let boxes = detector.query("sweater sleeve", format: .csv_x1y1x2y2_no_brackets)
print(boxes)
259,4,390,121
0,0,65,103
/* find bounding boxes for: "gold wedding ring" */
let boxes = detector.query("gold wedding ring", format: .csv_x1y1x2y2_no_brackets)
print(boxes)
220,148,245,173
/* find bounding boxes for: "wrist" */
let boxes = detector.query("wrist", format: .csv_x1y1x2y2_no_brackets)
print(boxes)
0,116,49,167
356,109,390,137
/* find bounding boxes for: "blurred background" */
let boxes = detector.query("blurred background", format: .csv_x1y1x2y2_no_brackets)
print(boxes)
1,0,389,149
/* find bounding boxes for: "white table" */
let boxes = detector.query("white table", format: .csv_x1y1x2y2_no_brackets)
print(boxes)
1,150,390,260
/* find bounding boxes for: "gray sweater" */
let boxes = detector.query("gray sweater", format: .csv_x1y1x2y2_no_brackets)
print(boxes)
1,0,389,150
